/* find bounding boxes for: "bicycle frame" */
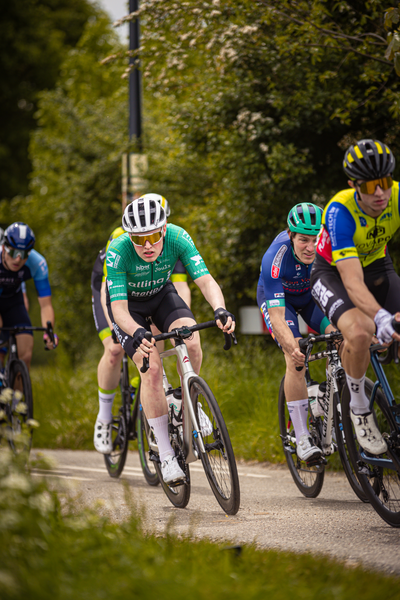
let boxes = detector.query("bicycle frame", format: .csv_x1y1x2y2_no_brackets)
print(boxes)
309,353,341,454
148,340,205,463
301,332,344,455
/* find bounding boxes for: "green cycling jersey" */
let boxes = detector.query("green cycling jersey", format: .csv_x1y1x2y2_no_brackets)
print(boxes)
106,223,209,302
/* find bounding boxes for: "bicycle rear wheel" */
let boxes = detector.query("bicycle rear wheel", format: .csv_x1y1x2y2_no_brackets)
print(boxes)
136,385,159,486
334,382,370,502
5,359,33,454
342,378,400,527
189,376,240,515
278,376,325,498
103,404,129,478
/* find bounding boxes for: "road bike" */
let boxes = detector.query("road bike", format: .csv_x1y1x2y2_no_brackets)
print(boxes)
0,321,55,454
139,321,240,515
279,330,369,501
341,321,400,527
103,352,159,486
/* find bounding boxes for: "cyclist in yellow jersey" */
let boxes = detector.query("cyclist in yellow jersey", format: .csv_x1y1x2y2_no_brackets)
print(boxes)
90,194,191,454
310,139,400,455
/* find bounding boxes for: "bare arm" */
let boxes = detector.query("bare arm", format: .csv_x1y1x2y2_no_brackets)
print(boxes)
336,258,381,320
172,280,191,307
111,299,143,335
38,295,57,349
194,274,235,333
268,306,299,355
100,280,114,330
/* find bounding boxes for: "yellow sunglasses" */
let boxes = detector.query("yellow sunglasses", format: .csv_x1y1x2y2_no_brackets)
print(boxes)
358,176,393,194
130,231,163,247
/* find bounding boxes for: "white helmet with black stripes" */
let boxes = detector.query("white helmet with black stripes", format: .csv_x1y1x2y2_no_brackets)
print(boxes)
122,197,167,234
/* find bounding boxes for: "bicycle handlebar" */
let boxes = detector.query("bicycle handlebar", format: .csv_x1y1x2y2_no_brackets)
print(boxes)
0,321,56,350
140,320,237,374
392,317,400,334
295,330,343,371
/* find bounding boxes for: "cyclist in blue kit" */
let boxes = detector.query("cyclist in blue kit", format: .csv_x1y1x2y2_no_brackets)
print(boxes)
0,222,58,368
257,203,334,461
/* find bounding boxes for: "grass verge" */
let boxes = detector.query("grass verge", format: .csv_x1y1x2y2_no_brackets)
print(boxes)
0,449,399,599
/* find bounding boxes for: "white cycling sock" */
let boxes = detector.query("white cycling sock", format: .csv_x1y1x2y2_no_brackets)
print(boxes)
346,374,369,415
147,414,174,462
287,399,309,444
97,387,117,423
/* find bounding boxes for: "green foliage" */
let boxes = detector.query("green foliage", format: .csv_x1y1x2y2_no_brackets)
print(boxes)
0,0,99,200
110,0,400,317
1,448,399,599
0,15,128,357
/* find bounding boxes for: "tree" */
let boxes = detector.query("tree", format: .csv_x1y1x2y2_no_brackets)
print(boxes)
112,0,400,316
0,14,128,357
0,0,98,201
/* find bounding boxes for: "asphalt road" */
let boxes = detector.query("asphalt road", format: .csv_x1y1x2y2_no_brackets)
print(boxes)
31,449,400,577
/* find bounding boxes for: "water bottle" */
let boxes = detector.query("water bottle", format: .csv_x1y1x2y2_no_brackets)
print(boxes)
169,387,182,425
308,380,324,418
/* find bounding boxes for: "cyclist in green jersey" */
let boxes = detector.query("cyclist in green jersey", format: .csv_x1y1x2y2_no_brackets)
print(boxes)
91,194,191,454
105,196,235,484
310,139,400,455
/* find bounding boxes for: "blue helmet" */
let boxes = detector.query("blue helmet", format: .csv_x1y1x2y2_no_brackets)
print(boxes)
4,222,36,251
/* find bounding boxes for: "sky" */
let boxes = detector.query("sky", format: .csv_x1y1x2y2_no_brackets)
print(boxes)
90,0,129,42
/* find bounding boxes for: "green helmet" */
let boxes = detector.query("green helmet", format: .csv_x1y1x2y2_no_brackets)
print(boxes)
287,203,322,236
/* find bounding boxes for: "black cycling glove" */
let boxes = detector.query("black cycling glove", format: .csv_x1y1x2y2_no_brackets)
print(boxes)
214,307,236,326
132,327,148,352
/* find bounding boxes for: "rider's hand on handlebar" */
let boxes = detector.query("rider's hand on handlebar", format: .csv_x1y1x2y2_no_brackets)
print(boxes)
43,332,58,350
132,328,155,360
214,307,236,334
291,347,305,368
374,309,400,345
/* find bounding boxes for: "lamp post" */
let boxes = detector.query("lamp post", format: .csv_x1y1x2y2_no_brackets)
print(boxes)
122,0,147,209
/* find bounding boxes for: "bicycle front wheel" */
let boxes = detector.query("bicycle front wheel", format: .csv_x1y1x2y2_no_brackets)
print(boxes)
278,376,325,498
334,382,370,502
6,359,33,454
136,385,159,486
342,378,400,527
189,376,240,515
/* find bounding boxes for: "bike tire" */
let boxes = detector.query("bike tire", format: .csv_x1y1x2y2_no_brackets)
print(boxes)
334,381,370,502
153,426,191,509
278,376,325,498
341,377,400,527
103,373,130,478
136,385,160,486
189,376,240,515
6,359,33,454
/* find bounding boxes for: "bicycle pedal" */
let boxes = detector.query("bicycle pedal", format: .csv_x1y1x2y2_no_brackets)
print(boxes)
149,450,160,464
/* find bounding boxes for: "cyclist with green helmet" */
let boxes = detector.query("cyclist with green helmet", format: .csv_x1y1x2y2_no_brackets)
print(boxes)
257,203,334,461
311,138,400,455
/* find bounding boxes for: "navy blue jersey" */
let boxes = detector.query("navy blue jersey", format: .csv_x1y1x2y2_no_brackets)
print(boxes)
0,246,51,299
257,230,313,310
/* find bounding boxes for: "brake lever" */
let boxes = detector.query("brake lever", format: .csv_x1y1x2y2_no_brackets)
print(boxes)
223,331,238,351
44,321,56,351
140,331,153,373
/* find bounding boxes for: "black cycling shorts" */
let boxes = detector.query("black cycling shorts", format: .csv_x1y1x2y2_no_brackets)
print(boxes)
107,281,194,359
0,290,32,345
310,254,400,328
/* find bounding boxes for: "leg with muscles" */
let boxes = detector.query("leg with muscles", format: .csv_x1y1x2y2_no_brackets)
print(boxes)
94,335,125,454
284,346,322,461
133,344,185,484
338,308,387,455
